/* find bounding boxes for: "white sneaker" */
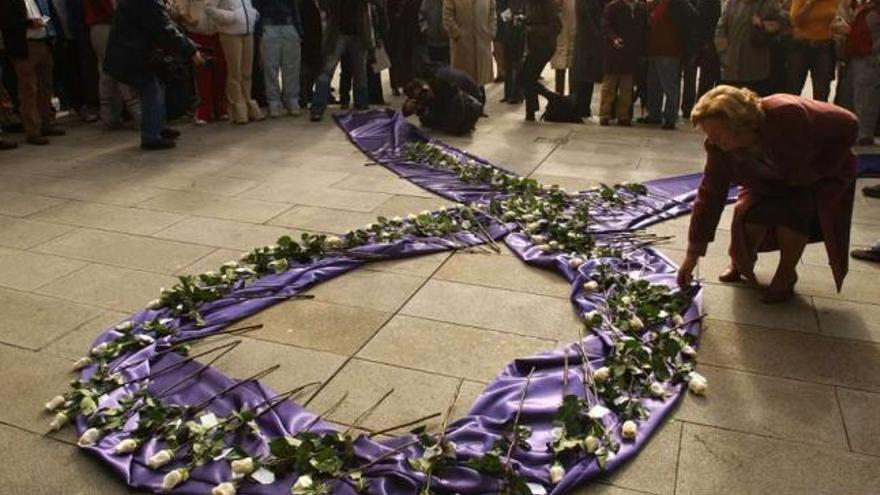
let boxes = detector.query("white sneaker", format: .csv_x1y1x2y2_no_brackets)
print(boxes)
288,107,302,117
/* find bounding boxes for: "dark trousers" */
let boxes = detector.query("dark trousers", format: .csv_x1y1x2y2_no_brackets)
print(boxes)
574,80,594,118
502,35,524,102
520,44,556,115
340,53,385,106
681,43,720,117
136,74,166,145
787,39,835,101
427,45,450,65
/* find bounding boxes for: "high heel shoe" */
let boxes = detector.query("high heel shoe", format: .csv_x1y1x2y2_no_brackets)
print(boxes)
718,266,742,283
761,274,798,304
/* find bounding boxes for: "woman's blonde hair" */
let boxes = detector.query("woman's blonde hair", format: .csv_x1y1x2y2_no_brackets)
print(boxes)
690,85,766,133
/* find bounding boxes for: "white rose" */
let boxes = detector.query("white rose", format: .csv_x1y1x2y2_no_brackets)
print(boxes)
628,316,645,331
239,252,252,262
72,356,93,371
79,396,97,416
231,457,256,477
672,314,685,326
419,210,431,216
548,240,559,249
222,261,239,269
621,420,638,440
161,468,189,492
688,372,708,396
204,271,219,278
583,280,599,292
291,474,314,495
550,426,565,443
537,244,552,252
45,395,66,412
621,296,633,305
78,427,102,447
582,310,600,324
391,216,403,223
406,214,417,222
269,258,289,273
90,342,110,356
531,235,546,244
115,321,134,332
658,310,669,319
650,382,666,398
569,257,584,268
583,435,600,454
324,236,344,250
592,367,611,383
212,482,237,495
113,438,140,455
287,436,303,448
147,299,163,310
48,412,69,431
681,345,697,357
135,334,156,345
549,463,565,484
147,449,174,469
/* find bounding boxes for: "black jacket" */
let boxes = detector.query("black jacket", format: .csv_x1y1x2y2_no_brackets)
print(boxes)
0,0,59,59
253,0,303,32
694,0,720,48
573,0,604,82
103,0,195,87
525,0,562,51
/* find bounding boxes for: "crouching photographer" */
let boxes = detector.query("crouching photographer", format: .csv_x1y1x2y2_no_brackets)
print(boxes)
402,64,484,135
104,0,205,150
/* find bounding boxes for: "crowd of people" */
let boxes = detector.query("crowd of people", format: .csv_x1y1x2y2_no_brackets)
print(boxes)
0,0,878,149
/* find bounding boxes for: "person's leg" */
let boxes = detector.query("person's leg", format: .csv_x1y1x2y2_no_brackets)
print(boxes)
617,73,634,124
242,34,262,120
852,57,880,143
34,42,58,134
808,43,834,102
137,75,163,144
350,37,369,110
680,54,697,119
261,26,284,116
658,56,681,127
599,75,616,123
189,32,214,122
763,225,808,302
281,26,302,113
220,34,247,123
643,57,662,122
339,47,353,108
697,43,720,99
310,36,347,118
520,48,542,119
786,40,810,96
212,35,228,119
555,69,566,95
13,50,41,140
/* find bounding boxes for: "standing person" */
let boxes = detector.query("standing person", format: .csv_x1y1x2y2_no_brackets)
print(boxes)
298,0,322,107
639,0,696,129
679,86,859,302
520,0,561,121
599,0,647,125
494,0,507,83
498,0,526,103
0,0,66,145
443,0,497,100
206,0,264,124
844,0,879,145
176,0,228,125
552,0,578,95
84,0,143,130
387,0,423,95
309,0,376,121
252,0,303,117
419,0,450,64
104,0,205,149
714,0,784,96
0,61,18,150
51,0,99,123
680,0,721,118
572,0,604,117
788,0,839,100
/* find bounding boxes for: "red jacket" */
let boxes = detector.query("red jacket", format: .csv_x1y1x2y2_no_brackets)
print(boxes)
646,0,683,56
84,0,116,26
688,94,859,290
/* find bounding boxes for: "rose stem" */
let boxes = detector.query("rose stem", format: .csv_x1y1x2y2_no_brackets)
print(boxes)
562,352,569,399
422,385,460,495
302,392,349,432
367,412,442,438
502,367,535,486
345,388,395,436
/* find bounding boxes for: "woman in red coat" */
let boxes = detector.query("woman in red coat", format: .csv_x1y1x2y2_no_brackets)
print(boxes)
677,85,859,303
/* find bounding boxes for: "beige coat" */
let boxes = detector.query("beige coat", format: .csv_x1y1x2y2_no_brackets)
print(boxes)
443,0,497,85
551,0,576,69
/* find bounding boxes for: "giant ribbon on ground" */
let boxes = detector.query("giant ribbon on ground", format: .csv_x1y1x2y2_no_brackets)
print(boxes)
76,109,733,494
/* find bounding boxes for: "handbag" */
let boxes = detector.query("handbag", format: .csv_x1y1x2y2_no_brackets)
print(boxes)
750,0,779,45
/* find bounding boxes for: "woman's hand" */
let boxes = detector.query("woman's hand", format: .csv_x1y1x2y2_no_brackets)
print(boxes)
677,254,699,289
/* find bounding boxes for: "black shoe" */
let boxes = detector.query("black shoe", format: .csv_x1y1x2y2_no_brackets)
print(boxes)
599,117,610,126
310,112,324,122
507,98,523,105
661,121,676,130
141,138,177,151
863,185,880,198
851,247,880,262
500,97,508,103
26,136,49,145
525,112,536,122
161,128,181,140
637,116,662,125
42,127,65,137
0,140,18,150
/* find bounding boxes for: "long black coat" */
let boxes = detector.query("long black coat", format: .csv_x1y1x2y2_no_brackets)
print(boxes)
602,0,647,74
103,0,195,87
572,0,603,83
0,0,59,59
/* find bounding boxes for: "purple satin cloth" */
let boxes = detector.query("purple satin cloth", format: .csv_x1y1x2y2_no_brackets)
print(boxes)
76,109,713,495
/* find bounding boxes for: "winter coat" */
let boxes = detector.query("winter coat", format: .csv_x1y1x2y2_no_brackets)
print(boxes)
174,0,220,35
206,0,260,35
602,0,647,74
319,0,377,55
0,0,59,59
104,0,197,86
443,0,497,85
552,0,577,69
715,0,784,81
419,0,448,47
525,0,561,52
689,94,859,291
572,0,604,82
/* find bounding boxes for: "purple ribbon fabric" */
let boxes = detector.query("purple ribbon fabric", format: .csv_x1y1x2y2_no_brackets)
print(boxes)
74,109,715,495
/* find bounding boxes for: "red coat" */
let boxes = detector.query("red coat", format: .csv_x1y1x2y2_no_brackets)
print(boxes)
688,94,859,291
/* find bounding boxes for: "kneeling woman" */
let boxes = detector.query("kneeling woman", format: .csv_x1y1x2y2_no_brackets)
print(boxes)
677,85,859,303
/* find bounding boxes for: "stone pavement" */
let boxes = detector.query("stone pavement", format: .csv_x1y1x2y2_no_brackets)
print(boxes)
0,81,878,495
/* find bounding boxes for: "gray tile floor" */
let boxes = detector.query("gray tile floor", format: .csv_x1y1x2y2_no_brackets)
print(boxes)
0,79,879,495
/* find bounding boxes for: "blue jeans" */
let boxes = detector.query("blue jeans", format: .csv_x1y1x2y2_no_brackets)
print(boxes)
310,34,367,114
646,56,681,124
262,25,301,112
136,74,165,144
